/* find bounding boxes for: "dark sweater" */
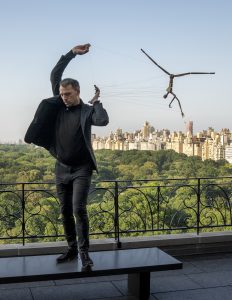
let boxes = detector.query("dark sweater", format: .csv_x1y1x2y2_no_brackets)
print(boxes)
54,103,91,167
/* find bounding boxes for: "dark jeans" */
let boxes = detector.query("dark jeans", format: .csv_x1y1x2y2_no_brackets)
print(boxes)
55,161,92,251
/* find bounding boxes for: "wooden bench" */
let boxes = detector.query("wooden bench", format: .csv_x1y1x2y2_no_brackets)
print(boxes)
0,247,182,300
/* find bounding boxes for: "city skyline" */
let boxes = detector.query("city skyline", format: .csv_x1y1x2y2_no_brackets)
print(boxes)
92,120,231,139
0,0,231,142
96,121,232,137
92,121,232,163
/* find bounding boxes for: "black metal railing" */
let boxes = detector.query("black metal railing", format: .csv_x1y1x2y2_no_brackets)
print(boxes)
0,176,232,247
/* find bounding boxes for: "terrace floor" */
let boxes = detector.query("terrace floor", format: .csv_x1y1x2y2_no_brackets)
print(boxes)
1,251,232,300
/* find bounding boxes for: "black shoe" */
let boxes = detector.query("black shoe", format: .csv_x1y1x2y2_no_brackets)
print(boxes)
79,251,93,268
56,248,78,263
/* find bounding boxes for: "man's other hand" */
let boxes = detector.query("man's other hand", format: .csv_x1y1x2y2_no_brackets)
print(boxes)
72,44,91,55
89,85,100,104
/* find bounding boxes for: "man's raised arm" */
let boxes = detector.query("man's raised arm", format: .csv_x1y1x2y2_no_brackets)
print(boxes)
50,44,91,96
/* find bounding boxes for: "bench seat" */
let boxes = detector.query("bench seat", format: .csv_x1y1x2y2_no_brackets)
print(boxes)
0,247,182,299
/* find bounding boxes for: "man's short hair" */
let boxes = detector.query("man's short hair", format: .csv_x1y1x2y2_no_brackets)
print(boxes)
60,78,80,90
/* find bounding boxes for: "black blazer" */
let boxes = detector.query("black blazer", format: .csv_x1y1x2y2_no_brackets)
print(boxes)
24,96,62,150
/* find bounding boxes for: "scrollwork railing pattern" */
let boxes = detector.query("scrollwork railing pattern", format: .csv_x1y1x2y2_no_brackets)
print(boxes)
0,177,231,246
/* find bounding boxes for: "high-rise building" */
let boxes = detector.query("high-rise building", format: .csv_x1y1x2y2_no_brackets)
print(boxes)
186,121,193,136
225,145,232,163
142,121,150,140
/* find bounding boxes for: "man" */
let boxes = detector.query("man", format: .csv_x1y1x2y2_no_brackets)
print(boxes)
25,43,109,268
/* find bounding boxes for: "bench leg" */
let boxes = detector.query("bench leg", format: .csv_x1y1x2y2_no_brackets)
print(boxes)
128,272,150,300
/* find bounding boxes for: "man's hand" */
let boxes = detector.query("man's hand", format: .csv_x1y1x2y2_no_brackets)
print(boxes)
72,43,91,55
89,85,100,104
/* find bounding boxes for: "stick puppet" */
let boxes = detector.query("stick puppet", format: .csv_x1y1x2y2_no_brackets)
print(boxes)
141,49,215,117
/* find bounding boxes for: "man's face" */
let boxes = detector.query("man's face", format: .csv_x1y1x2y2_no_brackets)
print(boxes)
59,84,80,107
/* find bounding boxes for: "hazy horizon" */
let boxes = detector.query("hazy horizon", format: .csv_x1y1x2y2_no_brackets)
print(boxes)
1,121,230,144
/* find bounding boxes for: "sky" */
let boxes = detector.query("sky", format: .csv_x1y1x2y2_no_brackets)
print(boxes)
0,0,231,142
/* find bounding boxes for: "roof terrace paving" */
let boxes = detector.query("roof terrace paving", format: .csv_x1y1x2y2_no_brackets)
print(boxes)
0,252,232,300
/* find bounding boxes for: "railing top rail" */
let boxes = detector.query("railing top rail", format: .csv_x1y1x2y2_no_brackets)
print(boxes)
92,176,232,183
0,176,232,186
